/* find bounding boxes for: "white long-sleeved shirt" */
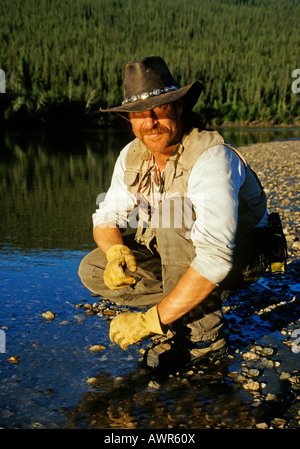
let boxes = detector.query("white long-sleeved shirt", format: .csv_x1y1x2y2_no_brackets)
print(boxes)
93,143,269,284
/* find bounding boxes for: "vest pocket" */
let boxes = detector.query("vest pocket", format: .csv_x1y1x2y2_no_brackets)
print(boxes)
124,170,139,187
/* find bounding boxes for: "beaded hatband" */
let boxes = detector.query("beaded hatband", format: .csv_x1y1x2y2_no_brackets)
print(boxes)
122,85,179,105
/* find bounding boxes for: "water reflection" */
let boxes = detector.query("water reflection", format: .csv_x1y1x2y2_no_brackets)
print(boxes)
66,363,259,429
217,126,300,147
0,129,131,251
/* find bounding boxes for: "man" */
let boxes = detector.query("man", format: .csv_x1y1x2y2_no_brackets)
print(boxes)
79,56,270,370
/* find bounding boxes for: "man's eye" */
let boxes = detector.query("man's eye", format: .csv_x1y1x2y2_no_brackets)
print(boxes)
155,104,168,111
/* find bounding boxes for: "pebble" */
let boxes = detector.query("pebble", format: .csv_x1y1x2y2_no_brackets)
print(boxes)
247,368,260,378
86,377,98,385
266,393,277,401
83,303,92,309
292,241,300,250
270,418,287,428
256,422,268,429
102,309,117,317
228,371,246,382
74,300,120,318
243,352,260,361
260,347,274,357
147,380,161,390
30,422,45,429
261,359,274,369
41,311,57,320
89,344,106,353
252,346,262,353
280,372,291,380
289,374,300,390
8,356,20,364
243,380,260,391
73,314,86,323
114,377,123,382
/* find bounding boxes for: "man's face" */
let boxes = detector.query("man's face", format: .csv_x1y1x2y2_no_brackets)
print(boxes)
128,101,183,155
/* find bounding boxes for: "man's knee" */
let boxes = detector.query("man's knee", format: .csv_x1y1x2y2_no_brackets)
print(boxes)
78,248,106,289
78,254,91,282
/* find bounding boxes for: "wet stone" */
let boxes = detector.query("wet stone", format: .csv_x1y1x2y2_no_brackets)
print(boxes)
89,344,106,353
256,422,268,429
85,309,96,316
261,347,274,357
280,372,291,380
228,371,246,382
147,380,161,390
243,380,260,391
41,311,57,320
8,356,20,364
243,352,260,361
102,309,117,317
266,393,277,401
247,368,260,378
270,418,287,428
83,303,92,309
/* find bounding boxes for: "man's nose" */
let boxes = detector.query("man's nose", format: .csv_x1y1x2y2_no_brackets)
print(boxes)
143,109,158,128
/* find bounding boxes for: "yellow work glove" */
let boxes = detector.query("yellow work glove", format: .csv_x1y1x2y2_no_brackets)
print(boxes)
104,244,137,290
109,306,165,350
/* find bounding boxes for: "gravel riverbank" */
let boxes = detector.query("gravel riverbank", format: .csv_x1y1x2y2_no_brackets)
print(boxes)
222,139,300,429
240,139,300,263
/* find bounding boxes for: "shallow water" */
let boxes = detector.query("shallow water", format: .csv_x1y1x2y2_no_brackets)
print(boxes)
0,128,299,429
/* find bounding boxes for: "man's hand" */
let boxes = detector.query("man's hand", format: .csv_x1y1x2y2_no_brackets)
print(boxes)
109,306,165,350
104,244,137,289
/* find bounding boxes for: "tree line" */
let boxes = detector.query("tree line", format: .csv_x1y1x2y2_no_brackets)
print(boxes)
0,0,299,128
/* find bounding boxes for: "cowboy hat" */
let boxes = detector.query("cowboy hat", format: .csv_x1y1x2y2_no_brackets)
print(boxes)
100,56,203,113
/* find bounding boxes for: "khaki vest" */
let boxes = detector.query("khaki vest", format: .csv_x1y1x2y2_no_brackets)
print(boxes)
124,128,267,250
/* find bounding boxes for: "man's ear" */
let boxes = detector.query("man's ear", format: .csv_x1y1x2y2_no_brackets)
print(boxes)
176,100,183,117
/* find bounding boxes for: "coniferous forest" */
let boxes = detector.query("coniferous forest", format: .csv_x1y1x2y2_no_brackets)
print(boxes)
0,0,299,128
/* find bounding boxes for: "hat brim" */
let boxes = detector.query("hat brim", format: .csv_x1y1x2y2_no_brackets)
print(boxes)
100,81,203,113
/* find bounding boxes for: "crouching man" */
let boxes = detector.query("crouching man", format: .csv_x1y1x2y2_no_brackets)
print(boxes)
79,56,270,370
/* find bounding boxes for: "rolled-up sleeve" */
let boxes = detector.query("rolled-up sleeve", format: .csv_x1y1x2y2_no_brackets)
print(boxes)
188,145,246,284
92,144,136,229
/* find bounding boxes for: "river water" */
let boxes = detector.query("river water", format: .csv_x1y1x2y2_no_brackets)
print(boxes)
0,127,299,430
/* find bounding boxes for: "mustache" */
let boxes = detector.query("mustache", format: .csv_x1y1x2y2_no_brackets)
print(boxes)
141,123,170,136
